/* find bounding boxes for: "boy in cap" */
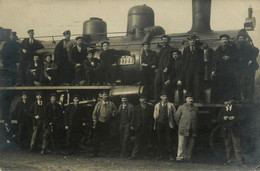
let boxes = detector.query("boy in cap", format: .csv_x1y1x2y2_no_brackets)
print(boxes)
15,91,32,149
83,49,100,85
20,29,44,85
218,98,246,167
41,93,62,154
129,94,154,159
154,35,174,100
70,37,88,85
212,34,238,102
42,54,58,86
153,91,176,161
65,94,86,153
182,34,204,102
92,90,117,157
236,33,259,102
54,30,74,85
1,31,20,86
140,42,158,98
175,92,198,162
29,92,45,152
164,49,184,102
118,95,134,158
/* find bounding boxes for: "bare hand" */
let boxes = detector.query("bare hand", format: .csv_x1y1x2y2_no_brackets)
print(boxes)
49,122,53,125
223,55,230,60
48,77,52,81
177,80,182,86
76,63,81,67
46,68,51,71
223,116,229,120
112,63,117,66
65,126,69,129
163,68,168,73
211,71,216,77
22,49,27,54
130,126,134,131
142,63,148,67
35,115,40,119
151,65,156,69
82,122,86,126
164,80,170,85
248,60,252,66
229,116,235,120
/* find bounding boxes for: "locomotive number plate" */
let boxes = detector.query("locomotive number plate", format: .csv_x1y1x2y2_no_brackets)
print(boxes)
119,56,135,65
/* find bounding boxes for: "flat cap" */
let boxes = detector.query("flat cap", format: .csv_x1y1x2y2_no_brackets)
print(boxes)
185,92,194,98
27,29,34,33
35,92,42,96
101,41,110,46
171,49,181,54
161,35,171,41
219,34,230,39
75,36,84,41
160,90,167,96
63,30,71,35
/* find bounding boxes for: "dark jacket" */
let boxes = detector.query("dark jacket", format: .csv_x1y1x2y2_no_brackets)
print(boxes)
65,104,86,131
83,57,100,72
20,38,44,63
131,103,154,132
54,39,72,66
44,102,62,125
118,103,134,126
14,100,31,123
168,56,184,85
30,101,45,126
183,46,204,74
157,44,173,70
141,49,158,69
175,103,198,137
1,40,21,66
218,105,241,138
237,42,259,71
27,61,43,82
212,44,238,77
70,45,88,67
99,49,120,68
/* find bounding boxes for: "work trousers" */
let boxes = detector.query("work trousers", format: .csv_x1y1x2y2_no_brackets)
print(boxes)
156,122,173,156
224,130,243,162
119,123,130,158
176,135,195,160
30,124,45,150
131,127,150,158
93,121,111,155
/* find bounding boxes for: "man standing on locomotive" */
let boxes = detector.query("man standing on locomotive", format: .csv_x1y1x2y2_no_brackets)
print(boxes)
175,92,198,162
20,29,44,85
218,99,246,167
1,32,20,86
182,35,204,102
153,91,176,161
140,42,157,99
92,90,118,157
236,32,259,103
70,36,88,85
154,35,173,100
212,34,238,102
54,30,74,85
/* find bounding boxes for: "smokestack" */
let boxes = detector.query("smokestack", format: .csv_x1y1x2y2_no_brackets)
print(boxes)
189,0,212,33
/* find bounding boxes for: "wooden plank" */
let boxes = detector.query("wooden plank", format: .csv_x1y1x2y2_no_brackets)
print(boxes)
0,86,112,90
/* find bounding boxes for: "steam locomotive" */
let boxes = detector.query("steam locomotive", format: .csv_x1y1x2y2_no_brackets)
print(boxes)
0,0,258,157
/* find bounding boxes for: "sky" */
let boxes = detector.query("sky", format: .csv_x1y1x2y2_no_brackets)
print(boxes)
0,0,259,47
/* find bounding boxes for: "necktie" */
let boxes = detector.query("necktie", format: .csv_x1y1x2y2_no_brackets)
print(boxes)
30,39,33,44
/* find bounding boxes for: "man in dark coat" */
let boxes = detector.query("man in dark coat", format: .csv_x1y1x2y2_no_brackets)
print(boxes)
118,96,134,158
175,92,198,162
54,30,74,85
140,42,157,98
20,29,44,85
212,34,238,102
99,41,127,85
92,90,118,157
29,92,45,152
42,54,58,86
26,55,43,86
129,94,154,159
65,95,86,153
182,35,204,102
41,94,62,154
154,35,173,100
218,99,246,167
165,49,184,102
1,32,20,86
236,34,259,102
83,49,100,85
70,36,88,85
14,91,31,149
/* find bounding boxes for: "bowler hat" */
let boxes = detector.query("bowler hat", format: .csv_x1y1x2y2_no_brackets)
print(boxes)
63,30,71,35
160,90,167,96
27,29,34,34
219,34,230,40
49,93,56,98
185,92,193,98
35,92,42,96
75,36,83,41
101,41,110,47
171,49,181,55
101,90,109,95
139,94,147,99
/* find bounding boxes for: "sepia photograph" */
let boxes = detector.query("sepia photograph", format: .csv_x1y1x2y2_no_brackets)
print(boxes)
0,0,260,170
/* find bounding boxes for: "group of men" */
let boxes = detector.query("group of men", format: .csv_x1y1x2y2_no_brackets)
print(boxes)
141,33,259,102
1,29,259,102
0,89,246,167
